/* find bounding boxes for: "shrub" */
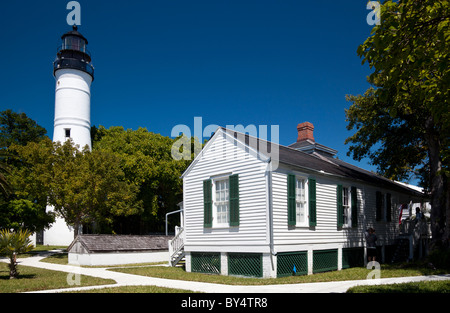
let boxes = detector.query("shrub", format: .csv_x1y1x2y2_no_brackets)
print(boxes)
0,229,34,279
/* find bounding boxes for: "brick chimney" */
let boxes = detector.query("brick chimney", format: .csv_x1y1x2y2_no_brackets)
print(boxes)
297,122,315,142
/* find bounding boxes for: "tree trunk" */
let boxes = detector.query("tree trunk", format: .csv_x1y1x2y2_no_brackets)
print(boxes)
444,179,450,247
425,117,448,249
9,253,18,279
74,220,80,239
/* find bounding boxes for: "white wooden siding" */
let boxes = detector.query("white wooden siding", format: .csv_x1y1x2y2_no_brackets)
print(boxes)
272,167,410,252
361,185,409,246
272,170,356,249
183,130,269,252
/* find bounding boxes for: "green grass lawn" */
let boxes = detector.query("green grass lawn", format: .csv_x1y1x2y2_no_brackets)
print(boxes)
110,263,449,286
39,249,449,287
68,285,198,293
16,245,67,258
2,245,119,293
10,245,449,293
38,252,68,264
0,262,115,293
347,280,450,293
1,247,196,293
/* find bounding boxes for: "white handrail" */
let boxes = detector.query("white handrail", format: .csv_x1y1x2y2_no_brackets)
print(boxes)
169,227,185,265
172,227,185,254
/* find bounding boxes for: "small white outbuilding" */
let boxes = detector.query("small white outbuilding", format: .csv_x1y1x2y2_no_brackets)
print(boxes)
68,235,172,266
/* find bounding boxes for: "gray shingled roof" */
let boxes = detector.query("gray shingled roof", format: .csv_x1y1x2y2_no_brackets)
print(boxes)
288,139,338,157
68,235,173,253
221,127,425,198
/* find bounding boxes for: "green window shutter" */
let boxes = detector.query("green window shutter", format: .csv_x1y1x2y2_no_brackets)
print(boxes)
229,174,240,226
309,178,317,227
203,179,212,228
375,191,382,221
386,193,392,222
337,184,343,228
287,174,296,226
351,186,358,227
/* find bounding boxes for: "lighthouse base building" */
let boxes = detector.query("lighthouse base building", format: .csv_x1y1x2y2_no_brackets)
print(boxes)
43,211,76,246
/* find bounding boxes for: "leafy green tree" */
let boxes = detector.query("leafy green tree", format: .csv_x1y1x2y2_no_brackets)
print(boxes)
0,229,34,279
47,140,142,236
4,138,55,232
0,109,47,150
345,0,449,247
0,110,52,232
93,126,191,234
1,199,54,233
10,138,141,237
0,151,11,197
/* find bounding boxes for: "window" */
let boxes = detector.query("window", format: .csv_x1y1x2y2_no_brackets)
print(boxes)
203,174,239,228
64,36,85,52
351,186,358,227
342,187,351,227
376,191,385,221
65,128,71,138
386,193,392,222
337,185,358,228
214,178,229,226
296,178,308,226
288,175,314,227
376,192,392,222
64,37,72,50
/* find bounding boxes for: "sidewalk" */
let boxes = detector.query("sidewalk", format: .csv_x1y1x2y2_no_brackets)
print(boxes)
3,254,450,293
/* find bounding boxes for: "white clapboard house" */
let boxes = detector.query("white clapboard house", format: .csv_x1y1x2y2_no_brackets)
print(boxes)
169,122,425,278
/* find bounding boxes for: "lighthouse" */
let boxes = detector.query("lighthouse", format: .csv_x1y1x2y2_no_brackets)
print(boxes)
53,25,94,150
43,26,95,246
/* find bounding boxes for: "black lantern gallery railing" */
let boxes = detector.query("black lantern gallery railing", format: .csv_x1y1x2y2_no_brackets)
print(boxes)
53,45,94,78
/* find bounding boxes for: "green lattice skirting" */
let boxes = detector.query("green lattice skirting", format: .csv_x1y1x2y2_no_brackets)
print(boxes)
191,252,221,274
313,249,338,273
342,247,364,269
277,251,308,277
228,253,262,278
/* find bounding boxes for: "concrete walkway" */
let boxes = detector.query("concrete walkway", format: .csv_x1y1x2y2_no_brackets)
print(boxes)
3,253,450,293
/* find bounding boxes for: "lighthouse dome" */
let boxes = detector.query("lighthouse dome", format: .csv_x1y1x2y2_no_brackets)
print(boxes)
61,25,89,44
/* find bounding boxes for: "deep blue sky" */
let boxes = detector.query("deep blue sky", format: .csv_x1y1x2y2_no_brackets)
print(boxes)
1,0,391,178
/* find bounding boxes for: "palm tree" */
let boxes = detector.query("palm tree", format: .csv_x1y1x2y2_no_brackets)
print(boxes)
0,229,34,279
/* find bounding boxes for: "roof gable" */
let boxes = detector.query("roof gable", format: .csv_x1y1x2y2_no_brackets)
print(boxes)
181,127,270,179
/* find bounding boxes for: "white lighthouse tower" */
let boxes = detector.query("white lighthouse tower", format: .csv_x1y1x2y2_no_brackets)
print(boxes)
43,26,95,246
53,25,94,151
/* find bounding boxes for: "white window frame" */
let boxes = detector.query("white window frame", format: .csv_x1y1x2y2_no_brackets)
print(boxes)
212,176,230,228
295,176,309,227
342,186,352,228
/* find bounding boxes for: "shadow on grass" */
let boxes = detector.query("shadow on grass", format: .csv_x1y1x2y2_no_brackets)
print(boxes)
45,253,67,260
0,273,36,280
347,280,450,293
384,260,448,276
